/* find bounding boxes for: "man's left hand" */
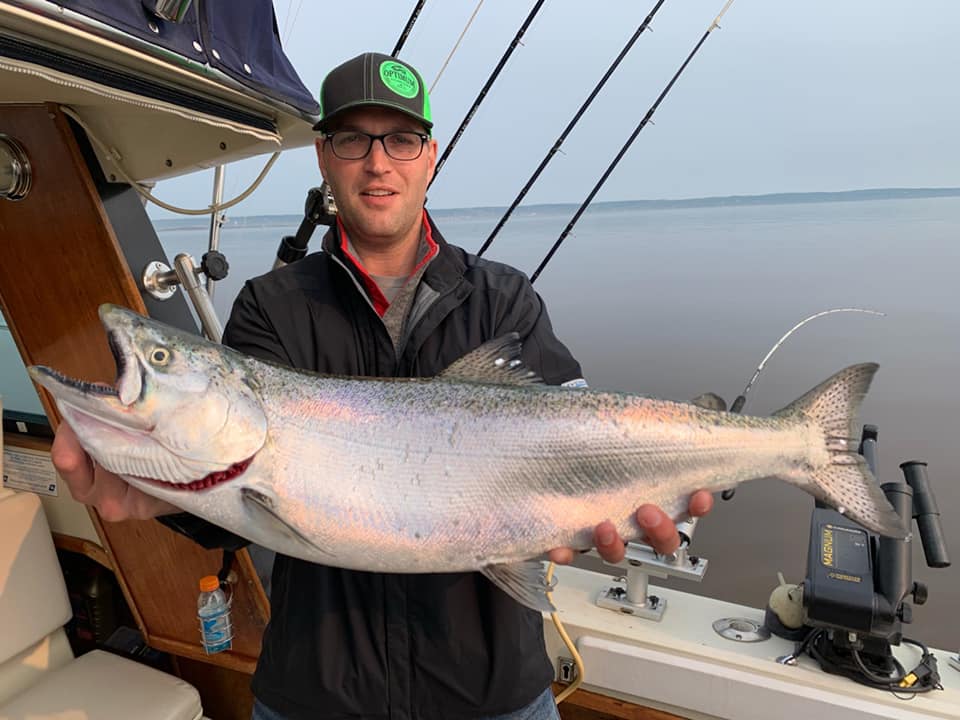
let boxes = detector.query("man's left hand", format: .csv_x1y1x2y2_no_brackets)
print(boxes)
548,490,715,565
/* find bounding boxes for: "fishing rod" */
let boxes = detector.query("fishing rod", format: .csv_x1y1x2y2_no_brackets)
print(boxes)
477,0,668,258
529,0,736,283
728,308,885,415
429,0,547,186
391,0,427,57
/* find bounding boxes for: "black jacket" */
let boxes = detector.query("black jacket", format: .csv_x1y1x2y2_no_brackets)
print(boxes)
163,213,582,719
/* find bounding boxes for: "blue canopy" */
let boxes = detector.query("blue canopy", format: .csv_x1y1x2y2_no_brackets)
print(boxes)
61,0,319,116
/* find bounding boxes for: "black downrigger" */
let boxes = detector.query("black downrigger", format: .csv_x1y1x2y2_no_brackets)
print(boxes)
764,424,951,694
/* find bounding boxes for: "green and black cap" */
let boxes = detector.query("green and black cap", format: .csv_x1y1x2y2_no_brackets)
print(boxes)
314,52,433,133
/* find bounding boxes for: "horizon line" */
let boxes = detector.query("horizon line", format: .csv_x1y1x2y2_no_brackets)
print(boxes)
150,186,960,223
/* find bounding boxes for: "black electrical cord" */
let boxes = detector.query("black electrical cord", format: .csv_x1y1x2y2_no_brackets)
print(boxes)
794,627,822,657
804,631,942,696
851,647,907,685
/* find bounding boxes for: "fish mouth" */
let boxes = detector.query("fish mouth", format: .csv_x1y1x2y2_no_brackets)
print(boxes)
139,456,255,492
36,327,132,396
34,365,120,399
28,322,147,428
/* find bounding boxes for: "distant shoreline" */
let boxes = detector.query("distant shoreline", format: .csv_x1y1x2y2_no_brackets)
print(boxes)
153,187,960,230
491,187,960,212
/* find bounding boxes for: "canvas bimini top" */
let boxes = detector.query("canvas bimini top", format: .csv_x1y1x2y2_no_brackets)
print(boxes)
47,0,319,117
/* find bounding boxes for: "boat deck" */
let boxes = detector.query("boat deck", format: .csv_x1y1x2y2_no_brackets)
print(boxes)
545,566,959,720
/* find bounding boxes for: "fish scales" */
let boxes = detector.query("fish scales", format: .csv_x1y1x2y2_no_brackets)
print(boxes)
141,358,820,565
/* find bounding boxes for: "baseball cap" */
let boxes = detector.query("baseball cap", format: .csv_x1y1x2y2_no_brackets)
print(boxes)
314,52,433,133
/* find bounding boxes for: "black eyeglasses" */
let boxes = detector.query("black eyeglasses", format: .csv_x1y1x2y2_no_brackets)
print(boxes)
324,131,429,161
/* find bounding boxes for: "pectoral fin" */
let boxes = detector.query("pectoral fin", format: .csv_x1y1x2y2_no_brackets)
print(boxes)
481,560,557,613
241,487,334,558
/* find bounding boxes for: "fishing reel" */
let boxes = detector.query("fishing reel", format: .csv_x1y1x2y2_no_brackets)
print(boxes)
766,425,951,693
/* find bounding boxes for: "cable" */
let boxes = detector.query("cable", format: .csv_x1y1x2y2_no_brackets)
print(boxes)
60,105,281,216
804,631,942,695
545,562,585,705
283,0,305,46
281,0,295,45
851,647,907,685
429,0,484,94
430,0,546,184
794,627,822,658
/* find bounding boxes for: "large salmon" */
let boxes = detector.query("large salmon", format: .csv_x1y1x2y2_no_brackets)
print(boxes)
29,304,905,611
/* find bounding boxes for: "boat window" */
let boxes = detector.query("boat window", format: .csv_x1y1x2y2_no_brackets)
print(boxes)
0,309,48,427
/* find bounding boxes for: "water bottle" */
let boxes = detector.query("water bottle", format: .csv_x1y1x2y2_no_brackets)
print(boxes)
197,575,233,654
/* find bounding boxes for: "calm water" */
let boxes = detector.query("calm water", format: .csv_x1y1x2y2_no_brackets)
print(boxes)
153,196,960,650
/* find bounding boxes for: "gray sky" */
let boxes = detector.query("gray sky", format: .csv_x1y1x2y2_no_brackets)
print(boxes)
148,0,960,218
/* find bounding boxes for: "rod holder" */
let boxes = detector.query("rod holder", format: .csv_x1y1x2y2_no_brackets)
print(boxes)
595,535,707,621
141,253,226,342
901,461,951,568
173,253,222,342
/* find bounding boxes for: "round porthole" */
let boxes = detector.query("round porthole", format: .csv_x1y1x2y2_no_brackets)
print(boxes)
0,134,32,201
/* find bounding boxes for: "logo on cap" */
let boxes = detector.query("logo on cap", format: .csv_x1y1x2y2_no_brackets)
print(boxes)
379,61,419,99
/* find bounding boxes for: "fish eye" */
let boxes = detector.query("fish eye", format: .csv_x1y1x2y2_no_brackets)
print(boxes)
150,347,171,366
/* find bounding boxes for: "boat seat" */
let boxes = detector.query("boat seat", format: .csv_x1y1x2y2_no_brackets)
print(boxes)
0,490,203,720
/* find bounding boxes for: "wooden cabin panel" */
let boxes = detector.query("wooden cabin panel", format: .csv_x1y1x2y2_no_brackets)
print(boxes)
0,104,266,674
172,656,256,720
0,106,136,393
553,684,686,720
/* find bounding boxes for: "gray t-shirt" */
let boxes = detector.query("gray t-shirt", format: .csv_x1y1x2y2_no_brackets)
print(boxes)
347,232,435,350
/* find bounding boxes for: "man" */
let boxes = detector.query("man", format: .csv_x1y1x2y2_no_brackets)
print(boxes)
51,52,713,719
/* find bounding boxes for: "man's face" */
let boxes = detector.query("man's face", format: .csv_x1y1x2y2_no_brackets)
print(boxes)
316,107,437,251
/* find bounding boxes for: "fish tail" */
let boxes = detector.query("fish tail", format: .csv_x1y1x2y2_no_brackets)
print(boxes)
775,363,908,539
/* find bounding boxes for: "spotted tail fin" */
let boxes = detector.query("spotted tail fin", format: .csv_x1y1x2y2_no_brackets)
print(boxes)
776,364,908,539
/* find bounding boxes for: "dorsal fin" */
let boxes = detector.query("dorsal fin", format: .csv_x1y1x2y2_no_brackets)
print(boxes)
439,334,544,386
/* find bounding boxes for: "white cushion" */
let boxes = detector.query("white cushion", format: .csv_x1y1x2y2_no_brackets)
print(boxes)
0,649,202,720
0,493,72,664
0,629,74,707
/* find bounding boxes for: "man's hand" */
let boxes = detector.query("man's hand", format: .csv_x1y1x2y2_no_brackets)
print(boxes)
548,490,715,565
51,423,181,521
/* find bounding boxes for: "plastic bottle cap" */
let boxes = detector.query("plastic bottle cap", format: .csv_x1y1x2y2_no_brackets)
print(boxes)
199,575,220,592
